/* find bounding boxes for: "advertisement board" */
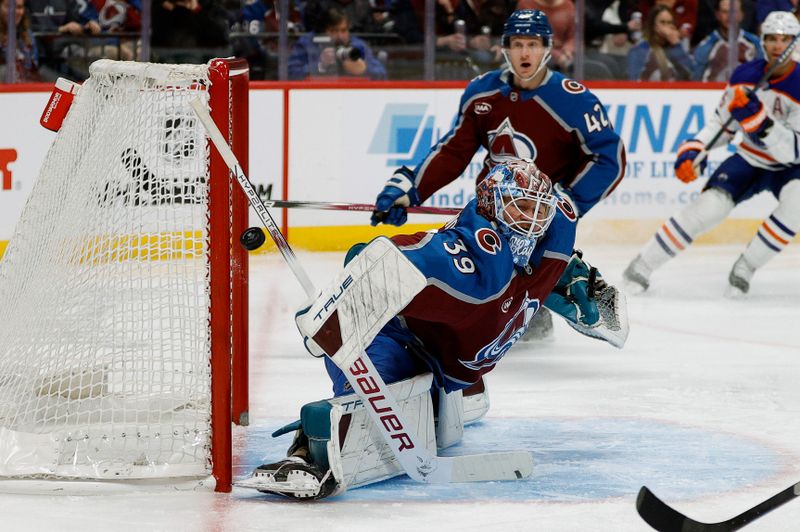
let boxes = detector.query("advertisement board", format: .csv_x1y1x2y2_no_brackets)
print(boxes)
0,82,782,252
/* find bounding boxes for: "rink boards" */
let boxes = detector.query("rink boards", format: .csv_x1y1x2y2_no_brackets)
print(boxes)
0,81,794,256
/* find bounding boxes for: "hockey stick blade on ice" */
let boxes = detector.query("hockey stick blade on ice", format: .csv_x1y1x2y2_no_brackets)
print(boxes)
637,483,800,532
189,98,533,486
693,32,800,171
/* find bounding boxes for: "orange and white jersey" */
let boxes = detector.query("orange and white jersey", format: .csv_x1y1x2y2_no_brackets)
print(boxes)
697,59,800,170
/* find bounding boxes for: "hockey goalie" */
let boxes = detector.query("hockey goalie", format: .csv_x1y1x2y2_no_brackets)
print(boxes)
238,158,628,499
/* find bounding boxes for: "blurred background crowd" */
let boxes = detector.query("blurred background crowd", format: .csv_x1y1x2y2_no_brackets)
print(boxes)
1,0,798,83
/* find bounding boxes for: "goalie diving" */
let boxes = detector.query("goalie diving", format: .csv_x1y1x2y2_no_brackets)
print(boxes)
236,158,629,500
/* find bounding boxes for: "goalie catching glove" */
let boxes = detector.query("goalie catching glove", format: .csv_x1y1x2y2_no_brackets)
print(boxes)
544,251,630,348
370,166,420,226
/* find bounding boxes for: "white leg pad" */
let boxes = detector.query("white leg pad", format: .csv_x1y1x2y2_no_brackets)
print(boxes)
327,373,436,490
295,237,427,368
436,388,464,450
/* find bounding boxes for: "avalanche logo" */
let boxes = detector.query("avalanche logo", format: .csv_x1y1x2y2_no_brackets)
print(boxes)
475,228,501,255
461,295,540,371
487,118,537,164
369,103,436,168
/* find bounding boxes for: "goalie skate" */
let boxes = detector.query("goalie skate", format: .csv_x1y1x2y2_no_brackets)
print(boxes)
236,457,340,500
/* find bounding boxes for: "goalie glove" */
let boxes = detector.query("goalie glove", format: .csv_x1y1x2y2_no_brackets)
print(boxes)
544,251,601,328
370,166,420,226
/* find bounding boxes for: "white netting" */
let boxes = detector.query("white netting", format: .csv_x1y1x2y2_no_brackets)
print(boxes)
0,61,216,479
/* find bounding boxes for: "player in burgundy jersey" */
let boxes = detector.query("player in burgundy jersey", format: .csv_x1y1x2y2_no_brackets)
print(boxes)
369,9,626,376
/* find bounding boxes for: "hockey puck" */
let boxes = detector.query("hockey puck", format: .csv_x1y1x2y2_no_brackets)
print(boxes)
240,227,266,251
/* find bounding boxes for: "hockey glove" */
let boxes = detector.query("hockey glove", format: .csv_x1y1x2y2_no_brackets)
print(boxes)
674,139,706,183
544,251,601,328
370,166,420,226
728,85,773,141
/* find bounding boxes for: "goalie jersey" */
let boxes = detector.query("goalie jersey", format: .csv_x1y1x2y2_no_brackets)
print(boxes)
414,68,626,216
389,198,576,392
697,59,800,169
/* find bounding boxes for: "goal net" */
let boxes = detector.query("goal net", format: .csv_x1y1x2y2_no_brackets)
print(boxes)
0,59,249,492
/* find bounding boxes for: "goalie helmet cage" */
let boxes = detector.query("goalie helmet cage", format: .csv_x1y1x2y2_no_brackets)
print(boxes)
0,58,249,493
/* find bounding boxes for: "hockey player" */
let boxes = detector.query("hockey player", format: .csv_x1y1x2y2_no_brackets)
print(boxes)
623,11,800,296
369,9,626,341
243,159,623,499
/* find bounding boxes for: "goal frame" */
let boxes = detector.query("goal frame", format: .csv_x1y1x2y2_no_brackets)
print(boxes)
208,57,250,493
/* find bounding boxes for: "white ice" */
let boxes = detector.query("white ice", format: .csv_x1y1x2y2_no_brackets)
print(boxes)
0,243,798,531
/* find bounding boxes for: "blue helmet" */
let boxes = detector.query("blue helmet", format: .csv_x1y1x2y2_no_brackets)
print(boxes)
502,10,552,48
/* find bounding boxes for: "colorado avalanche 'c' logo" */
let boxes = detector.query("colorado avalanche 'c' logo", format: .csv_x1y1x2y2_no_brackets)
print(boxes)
475,228,501,255
487,118,537,163
461,295,541,371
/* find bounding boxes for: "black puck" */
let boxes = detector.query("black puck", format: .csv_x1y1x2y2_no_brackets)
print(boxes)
240,226,266,251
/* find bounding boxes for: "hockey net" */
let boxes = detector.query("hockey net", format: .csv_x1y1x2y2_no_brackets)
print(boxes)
0,59,249,492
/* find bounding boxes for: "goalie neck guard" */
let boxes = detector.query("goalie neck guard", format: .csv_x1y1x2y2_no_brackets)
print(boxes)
476,159,557,267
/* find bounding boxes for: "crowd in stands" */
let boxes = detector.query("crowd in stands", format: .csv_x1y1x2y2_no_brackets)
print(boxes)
0,0,798,82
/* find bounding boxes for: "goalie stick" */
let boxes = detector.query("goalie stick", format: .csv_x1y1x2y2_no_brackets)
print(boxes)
189,98,533,486
693,32,800,171
636,483,800,532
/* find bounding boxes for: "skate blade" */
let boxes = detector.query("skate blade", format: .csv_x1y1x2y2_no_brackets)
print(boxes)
235,471,321,497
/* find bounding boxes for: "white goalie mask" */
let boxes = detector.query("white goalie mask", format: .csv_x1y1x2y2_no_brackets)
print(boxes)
477,159,558,267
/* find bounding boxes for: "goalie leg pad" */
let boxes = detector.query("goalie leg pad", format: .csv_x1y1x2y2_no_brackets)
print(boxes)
238,373,436,499
462,378,490,425
325,372,437,490
295,237,427,368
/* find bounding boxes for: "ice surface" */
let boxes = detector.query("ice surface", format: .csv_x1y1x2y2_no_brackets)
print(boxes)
1,244,798,531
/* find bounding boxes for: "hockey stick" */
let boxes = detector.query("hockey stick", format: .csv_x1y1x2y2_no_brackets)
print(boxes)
692,32,800,171
263,199,459,216
636,483,800,532
189,98,533,485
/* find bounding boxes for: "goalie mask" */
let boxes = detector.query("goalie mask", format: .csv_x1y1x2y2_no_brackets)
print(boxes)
477,159,557,267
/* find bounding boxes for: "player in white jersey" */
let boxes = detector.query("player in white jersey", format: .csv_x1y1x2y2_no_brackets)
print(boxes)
623,11,800,295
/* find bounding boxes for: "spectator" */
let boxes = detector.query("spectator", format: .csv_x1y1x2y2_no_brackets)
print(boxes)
79,0,141,61
638,0,699,42
288,7,387,80
693,0,762,80
237,0,303,79
152,0,231,62
398,0,468,52
516,0,576,72
451,0,514,65
241,0,302,35
27,0,96,79
584,0,641,79
628,4,696,79
0,0,42,82
304,0,386,34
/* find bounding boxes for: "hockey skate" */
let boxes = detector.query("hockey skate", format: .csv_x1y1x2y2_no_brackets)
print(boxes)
621,255,652,294
236,456,340,500
520,307,554,341
726,255,755,297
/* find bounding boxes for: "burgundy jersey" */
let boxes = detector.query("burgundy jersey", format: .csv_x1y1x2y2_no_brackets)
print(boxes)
414,68,626,216
389,199,576,391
